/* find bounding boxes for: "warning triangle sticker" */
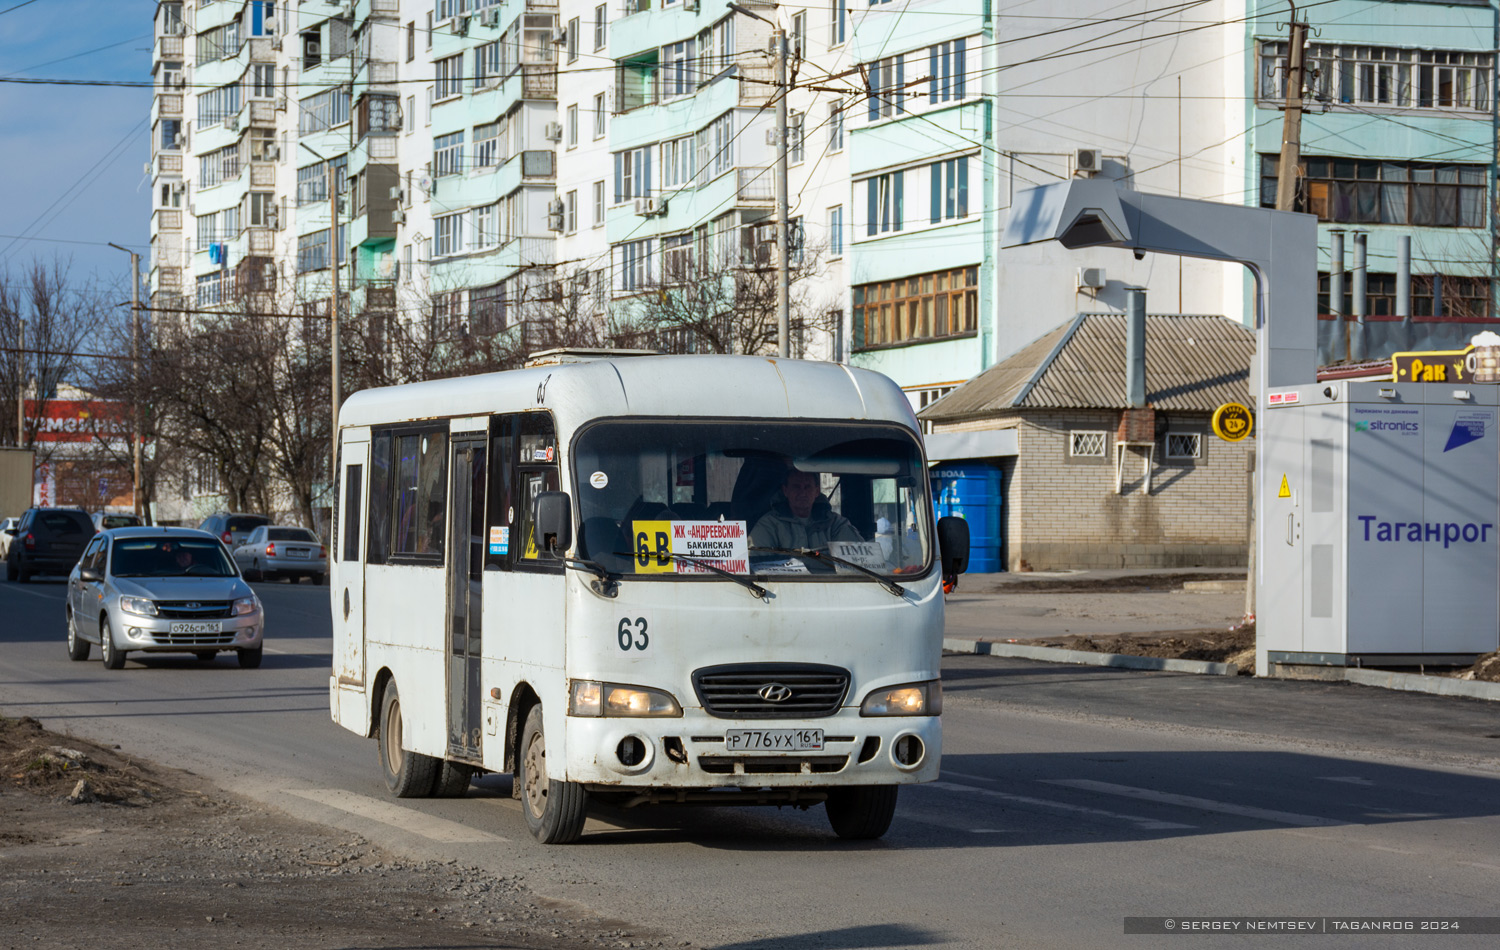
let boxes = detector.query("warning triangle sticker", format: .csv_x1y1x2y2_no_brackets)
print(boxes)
1278,474,1291,499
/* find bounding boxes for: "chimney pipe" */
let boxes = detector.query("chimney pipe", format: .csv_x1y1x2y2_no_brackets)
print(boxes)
1126,288,1146,409
1351,231,1368,361
1329,229,1345,361
1396,235,1412,350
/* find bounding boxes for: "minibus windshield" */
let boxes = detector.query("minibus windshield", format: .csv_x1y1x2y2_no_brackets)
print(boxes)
572,421,931,579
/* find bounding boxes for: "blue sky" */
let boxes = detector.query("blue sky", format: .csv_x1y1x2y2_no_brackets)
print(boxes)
0,1,153,291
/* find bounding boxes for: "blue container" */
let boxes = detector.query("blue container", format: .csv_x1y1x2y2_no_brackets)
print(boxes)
931,463,1004,573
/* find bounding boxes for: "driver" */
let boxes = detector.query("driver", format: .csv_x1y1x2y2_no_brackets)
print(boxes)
750,469,864,551
172,546,195,571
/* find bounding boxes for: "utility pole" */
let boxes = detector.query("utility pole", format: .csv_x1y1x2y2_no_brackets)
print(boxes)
327,162,342,490
15,319,23,445
773,25,790,359
1274,6,1308,213
108,243,145,520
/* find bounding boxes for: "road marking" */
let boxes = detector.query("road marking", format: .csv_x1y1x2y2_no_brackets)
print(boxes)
928,781,1195,831
285,788,507,843
1043,779,1342,828
5,584,64,600
1368,845,1416,855
1459,862,1500,872
1319,776,1375,786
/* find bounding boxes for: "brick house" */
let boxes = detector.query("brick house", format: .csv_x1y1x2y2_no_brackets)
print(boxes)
919,314,1255,571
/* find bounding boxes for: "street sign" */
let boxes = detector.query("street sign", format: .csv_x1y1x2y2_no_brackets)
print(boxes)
1212,402,1254,442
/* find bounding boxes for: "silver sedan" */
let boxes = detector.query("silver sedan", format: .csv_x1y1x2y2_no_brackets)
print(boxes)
231,525,328,584
65,528,265,669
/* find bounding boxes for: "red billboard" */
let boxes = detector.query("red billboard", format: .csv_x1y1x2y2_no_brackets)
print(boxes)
24,399,130,443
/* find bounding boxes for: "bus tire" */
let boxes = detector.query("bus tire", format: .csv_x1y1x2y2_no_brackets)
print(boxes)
432,761,474,798
825,786,899,840
520,705,588,844
378,682,439,798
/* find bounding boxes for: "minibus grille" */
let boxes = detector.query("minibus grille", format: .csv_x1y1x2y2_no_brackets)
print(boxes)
692,664,849,719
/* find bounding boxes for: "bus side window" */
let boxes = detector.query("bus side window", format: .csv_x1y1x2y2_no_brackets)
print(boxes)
342,464,363,562
486,415,517,571
367,431,391,564
392,430,447,560
515,412,561,570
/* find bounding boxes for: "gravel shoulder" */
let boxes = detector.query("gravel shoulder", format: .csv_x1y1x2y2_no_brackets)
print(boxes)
0,715,670,950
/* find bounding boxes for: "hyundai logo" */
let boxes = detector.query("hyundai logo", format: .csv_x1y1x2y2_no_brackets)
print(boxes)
758,683,793,703
185,602,201,609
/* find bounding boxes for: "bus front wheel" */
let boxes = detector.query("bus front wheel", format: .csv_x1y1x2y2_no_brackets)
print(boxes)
378,682,439,798
825,786,899,840
520,705,588,844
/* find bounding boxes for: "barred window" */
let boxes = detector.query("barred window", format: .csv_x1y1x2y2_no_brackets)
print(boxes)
1166,433,1201,459
1071,431,1107,458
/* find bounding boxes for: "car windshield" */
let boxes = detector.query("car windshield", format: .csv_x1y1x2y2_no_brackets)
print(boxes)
267,527,317,542
227,516,269,533
111,538,237,577
572,420,931,579
101,515,139,529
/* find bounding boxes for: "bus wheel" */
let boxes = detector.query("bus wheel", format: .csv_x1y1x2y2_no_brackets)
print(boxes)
825,786,899,840
520,706,588,844
432,761,474,798
378,682,439,798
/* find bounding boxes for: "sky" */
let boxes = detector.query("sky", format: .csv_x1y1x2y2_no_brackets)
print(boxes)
0,1,154,294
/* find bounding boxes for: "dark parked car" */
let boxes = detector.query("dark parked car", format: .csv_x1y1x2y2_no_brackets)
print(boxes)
5,507,94,582
196,512,271,549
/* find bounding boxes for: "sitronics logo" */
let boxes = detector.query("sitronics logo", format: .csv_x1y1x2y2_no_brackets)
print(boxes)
1354,419,1419,433
1358,516,1494,548
1353,407,1420,436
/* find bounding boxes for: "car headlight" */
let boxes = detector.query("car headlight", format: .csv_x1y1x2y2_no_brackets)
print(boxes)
860,680,942,717
118,596,157,617
233,596,258,616
568,680,682,718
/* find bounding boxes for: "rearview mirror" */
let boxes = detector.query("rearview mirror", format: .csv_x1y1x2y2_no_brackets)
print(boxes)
533,491,573,557
937,516,970,576
78,567,102,583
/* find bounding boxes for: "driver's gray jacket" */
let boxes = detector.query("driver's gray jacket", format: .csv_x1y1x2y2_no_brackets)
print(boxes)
750,496,863,551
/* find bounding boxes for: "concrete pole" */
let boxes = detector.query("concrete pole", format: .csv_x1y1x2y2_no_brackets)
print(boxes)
1125,288,1146,408
328,163,341,490
1274,11,1308,213
108,242,145,519
1396,235,1412,351
773,27,790,359
1351,231,1367,361
1328,230,1345,362
15,320,23,445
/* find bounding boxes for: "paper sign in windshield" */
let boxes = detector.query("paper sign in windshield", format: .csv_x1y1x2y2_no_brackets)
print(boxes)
630,520,749,574
828,541,886,570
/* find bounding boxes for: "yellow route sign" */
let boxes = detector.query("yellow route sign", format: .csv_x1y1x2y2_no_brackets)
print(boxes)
1211,402,1254,442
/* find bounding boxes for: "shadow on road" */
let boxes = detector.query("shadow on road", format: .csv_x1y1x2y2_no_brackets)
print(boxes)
710,924,944,949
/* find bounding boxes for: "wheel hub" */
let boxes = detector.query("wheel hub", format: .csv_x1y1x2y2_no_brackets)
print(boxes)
384,700,403,774
524,732,547,818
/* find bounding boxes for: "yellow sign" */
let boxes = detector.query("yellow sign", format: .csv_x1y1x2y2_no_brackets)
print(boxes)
630,520,674,574
1211,402,1254,442
1392,346,1475,384
1278,474,1291,499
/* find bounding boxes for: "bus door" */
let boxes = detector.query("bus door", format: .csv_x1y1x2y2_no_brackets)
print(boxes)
335,439,368,688
446,435,487,761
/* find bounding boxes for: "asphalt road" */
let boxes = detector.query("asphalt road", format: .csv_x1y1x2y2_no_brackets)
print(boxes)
4,574,1500,949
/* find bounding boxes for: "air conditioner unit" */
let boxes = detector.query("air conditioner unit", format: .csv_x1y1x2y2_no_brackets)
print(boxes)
543,121,563,141
266,207,280,230
173,132,187,149
634,197,665,216
263,17,277,35
388,185,403,201
143,161,153,176
684,0,699,9
1077,266,1106,290
225,114,240,131
546,200,564,231
340,3,357,21
274,96,287,111
169,22,186,36
456,14,472,36
172,75,187,89
272,35,283,50
392,208,407,224
266,144,280,161
552,27,567,45
1075,147,1103,176
480,8,500,27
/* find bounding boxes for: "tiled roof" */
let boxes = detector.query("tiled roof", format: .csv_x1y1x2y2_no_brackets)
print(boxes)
919,314,1254,421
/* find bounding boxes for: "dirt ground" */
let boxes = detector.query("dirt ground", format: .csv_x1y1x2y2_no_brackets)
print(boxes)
0,715,675,950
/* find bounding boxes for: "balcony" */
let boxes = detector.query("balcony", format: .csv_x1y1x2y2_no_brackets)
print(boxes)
248,99,277,127
521,63,556,100
156,267,182,292
158,35,184,59
158,94,183,118
736,167,773,205
372,0,400,14
247,37,276,64
154,209,183,231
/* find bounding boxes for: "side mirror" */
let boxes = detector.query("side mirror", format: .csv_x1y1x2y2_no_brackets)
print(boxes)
78,567,102,583
533,491,573,557
2,527,16,537
937,516,970,576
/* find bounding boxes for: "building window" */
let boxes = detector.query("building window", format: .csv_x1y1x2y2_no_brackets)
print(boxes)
694,111,734,185
592,92,606,138
1260,155,1486,228
564,190,577,233
619,239,653,291
196,82,241,124
828,205,843,257
866,55,905,120
298,88,350,135
593,180,605,225
931,156,970,222
928,39,968,103
407,21,415,62
435,131,465,177
829,104,844,152
1259,41,1492,112
474,120,502,168
436,54,464,99
614,146,651,202
830,0,845,46
248,191,275,227
196,272,225,307
663,39,695,98
566,104,578,147
1319,271,1495,320
1166,433,1201,459
697,15,734,78
250,64,275,98
853,266,978,350
663,233,693,281
425,11,433,49
864,171,904,236
297,230,329,273
788,111,804,164
523,14,557,64
434,212,465,257
791,12,805,58
296,156,347,206
566,16,579,62
594,5,607,51
660,135,694,188
1071,431,1108,458
475,41,502,86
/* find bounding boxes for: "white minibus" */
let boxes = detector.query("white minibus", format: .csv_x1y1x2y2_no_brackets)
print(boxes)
329,354,969,843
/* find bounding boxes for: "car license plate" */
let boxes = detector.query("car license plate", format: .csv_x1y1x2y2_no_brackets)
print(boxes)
725,729,824,752
287,548,311,559
169,622,220,634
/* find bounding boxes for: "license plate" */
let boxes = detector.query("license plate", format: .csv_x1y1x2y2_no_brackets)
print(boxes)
286,548,311,559
725,729,824,752
169,622,220,634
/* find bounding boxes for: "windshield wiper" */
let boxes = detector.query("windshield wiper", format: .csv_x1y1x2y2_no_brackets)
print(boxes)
750,546,907,597
613,551,768,599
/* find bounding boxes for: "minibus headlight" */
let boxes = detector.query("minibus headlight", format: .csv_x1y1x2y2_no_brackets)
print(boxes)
118,596,157,617
569,680,682,718
860,680,942,717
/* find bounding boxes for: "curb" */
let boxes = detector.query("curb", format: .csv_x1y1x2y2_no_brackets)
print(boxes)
942,638,1237,676
1342,667,1500,702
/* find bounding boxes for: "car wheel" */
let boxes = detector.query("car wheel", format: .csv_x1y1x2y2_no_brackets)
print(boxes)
520,705,588,844
378,682,439,798
100,617,125,670
432,761,475,798
248,560,263,582
17,561,31,583
237,647,262,669
5,556,15,582
195,650,217,662
824,786,899,840
66,608,89,662
312,573,327,586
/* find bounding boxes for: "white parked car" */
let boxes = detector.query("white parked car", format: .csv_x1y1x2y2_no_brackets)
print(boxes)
0,517,18,560
232,525,327,584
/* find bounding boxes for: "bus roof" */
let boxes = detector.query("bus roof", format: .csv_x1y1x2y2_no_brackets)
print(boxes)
337,355,919,434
